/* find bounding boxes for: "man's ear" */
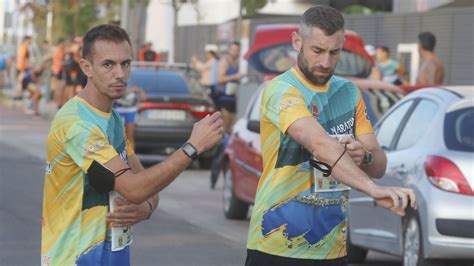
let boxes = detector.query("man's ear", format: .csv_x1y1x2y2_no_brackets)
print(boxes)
292,31,302,53
79,58,93,78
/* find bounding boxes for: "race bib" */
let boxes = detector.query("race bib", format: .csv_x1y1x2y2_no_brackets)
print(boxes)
109,192,133,252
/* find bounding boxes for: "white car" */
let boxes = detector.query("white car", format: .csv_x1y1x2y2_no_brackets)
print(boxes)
348,86,474,266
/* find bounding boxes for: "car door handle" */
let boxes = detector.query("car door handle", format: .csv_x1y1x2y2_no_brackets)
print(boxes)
397,165,408,176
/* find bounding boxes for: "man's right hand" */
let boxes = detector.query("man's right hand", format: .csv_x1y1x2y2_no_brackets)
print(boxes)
367,183,417,216
188,112,224,154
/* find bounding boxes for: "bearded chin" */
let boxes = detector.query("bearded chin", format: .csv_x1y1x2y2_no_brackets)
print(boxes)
297,52,333,86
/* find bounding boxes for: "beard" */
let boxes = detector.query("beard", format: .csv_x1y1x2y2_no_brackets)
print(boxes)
297,47,335,85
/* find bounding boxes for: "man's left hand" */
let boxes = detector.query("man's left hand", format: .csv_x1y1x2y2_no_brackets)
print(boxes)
107,197,150,227
339,135,365,165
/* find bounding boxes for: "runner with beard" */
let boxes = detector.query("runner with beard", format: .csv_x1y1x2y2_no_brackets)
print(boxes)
245,6,417,266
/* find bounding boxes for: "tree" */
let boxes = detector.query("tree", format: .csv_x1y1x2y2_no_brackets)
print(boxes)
52,0,97,40
241,0,268,16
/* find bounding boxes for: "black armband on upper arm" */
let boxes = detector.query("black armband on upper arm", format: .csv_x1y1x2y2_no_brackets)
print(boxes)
88,160,116,194
87,160,132,194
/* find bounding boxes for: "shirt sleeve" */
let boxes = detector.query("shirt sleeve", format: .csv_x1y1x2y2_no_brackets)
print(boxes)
64,121,119,173
125,136,135,157
261,82,313,134
355,90,374,137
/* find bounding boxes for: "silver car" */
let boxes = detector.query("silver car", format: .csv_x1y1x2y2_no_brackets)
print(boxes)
348,87,474,266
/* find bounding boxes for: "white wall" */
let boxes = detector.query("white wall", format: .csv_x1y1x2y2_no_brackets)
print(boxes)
178,0,240,26
145,0,174,61
258,0,313,15
393,0,453,13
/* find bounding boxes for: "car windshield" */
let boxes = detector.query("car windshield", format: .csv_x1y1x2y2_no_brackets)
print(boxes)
444,106,474,152
257,43,372,77
128,70,189,96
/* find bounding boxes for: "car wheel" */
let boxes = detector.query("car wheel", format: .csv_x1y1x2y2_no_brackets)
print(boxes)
404,216,439,266
347,231,368,263
223,161,249,220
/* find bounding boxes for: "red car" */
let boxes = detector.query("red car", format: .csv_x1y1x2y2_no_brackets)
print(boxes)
222,24,406,219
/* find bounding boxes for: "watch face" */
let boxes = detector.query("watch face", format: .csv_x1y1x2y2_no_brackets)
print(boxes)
182,143,197,159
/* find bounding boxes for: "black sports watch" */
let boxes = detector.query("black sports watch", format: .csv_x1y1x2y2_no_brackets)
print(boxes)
181,142,198,160
362,150,373,165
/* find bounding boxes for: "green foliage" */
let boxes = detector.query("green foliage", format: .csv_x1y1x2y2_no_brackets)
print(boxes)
242,0,268,16
53,0,150,40
53,0,96,39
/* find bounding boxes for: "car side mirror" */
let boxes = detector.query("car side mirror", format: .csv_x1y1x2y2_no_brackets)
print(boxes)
247,120,260,133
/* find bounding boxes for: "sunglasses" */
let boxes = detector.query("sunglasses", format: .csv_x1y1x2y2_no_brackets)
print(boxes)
309,144,347,177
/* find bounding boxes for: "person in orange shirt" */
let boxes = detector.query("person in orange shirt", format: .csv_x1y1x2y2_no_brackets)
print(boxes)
50,38,66,108
138,42,160,68
13,36,32,100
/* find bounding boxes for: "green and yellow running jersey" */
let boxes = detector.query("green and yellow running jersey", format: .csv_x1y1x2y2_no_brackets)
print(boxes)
41,96,133,265
247,68,373,259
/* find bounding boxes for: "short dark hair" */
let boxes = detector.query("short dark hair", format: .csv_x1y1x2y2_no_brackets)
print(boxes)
418,32,436,52
300,5,345,36
231,41,241,47
376,46,390,55
82,24,131,60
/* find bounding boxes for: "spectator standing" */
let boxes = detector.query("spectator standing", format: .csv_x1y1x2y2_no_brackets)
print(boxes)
138,42,160,63
216,41,241,133
191,44,219,102
374,46,408,85
416,32,444,85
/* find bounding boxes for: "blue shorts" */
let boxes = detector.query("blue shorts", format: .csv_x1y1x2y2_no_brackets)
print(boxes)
76,240,130,266
119,111,137,125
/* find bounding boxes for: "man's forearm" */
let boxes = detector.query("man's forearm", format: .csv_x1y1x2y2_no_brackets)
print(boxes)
115,149,192,204
312,141,376,195
360,147,386,179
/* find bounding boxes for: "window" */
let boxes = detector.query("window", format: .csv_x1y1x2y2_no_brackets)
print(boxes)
396,100,438,150
258,44,297,73
376,100,414,150
248,87,265,121
444,107,474,152
335,49,372,78
129,70,189,96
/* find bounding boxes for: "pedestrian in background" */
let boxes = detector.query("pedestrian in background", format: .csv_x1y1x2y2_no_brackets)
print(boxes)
50,38,66,109
138,41,160,65
216,41,241,134
21,57,52,115
63,37,86,104
374,46,408,85
191,44,219,103
115,85,146,150
0,53,13,90
245,6,416,266
41,24,223,265
13,36,32,100
416,31,444,85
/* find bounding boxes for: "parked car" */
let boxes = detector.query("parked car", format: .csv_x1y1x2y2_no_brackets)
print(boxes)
348,86,474,265
130,68,215,168
222,24,406,220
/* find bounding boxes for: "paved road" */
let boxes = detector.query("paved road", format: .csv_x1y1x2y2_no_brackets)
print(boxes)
0,103,402,265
